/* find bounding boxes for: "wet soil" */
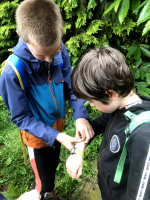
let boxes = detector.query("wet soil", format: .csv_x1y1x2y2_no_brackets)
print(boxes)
71,160,101,200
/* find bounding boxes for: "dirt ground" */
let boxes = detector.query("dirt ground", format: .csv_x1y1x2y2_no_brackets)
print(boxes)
71,160,101,200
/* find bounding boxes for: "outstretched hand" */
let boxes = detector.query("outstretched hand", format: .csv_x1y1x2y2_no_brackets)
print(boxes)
56,132,81,150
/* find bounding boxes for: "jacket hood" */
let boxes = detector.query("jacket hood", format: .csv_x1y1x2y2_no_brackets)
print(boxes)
13,38,43,63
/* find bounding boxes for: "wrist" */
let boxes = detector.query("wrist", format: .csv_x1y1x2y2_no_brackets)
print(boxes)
70,146,84,156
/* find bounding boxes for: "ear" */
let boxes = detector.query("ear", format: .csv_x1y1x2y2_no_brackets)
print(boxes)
108,90,118,101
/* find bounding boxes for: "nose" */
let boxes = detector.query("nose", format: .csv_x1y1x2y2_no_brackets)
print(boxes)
44,56,52,63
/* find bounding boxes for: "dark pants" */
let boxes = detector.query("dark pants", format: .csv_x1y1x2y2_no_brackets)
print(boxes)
27,141,61,199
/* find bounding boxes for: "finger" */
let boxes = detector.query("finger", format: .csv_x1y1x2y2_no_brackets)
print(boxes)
80,130,86,142
76,131,82,139
77,167,82,179
83,148,87,152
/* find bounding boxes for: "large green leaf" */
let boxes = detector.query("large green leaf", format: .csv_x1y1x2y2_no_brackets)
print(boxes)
138,89,150,97
142,19,150,36
102,1,117,16
140,44,150,49
135,70,140,79
114,0,121,12
141,63,150,70
118,0,129,24
132,0,140,13
136,0,149,12
134,47,141,60
137,1,150,25
135,58,142,68
126,45,137,57
135,82,148,87
140,47,150,57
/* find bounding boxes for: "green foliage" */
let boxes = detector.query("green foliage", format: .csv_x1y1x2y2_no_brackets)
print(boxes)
102,0,150,36
120,42,150,97
0,0,22,67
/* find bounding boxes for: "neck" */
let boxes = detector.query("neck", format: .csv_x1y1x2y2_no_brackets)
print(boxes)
119,91,141,109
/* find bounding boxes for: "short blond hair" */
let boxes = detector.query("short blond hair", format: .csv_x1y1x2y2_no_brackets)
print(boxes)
16,0,64,48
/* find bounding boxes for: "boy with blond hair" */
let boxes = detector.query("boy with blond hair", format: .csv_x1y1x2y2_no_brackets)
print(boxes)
0,0,94,199
66,46,150,200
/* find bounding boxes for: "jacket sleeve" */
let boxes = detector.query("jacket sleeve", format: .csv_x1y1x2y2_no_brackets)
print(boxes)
61,41,89,121
126,123,150,200
87,113,109,145
0,64,59,147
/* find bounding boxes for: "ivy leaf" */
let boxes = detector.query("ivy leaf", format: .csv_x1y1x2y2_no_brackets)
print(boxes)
114,0,121,12
118,0,129,24
140,46,150,57
146,73,150,85
142,19,150,36
87,0,95,11
102,1,117,16
137,1,150,25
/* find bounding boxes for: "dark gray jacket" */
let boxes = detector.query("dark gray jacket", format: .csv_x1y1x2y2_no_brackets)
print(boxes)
90,94,150,200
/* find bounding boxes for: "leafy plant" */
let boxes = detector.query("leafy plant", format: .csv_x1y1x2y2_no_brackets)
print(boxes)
102,0,150,36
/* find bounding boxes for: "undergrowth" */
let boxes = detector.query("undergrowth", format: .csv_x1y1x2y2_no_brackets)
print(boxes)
0,97,102,200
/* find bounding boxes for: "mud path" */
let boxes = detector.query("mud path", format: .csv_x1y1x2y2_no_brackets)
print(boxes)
71,160,101,200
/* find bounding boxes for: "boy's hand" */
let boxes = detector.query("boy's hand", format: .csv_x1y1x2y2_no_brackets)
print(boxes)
56,133,81,150
66,154,83,179
75,118,95,143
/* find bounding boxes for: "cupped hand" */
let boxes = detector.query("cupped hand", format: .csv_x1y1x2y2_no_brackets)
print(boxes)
66,154,83,179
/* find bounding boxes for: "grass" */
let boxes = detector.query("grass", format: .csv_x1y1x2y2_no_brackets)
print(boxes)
0,98,102,200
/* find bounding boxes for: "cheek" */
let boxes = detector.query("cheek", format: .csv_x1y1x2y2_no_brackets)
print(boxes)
97,105,111,113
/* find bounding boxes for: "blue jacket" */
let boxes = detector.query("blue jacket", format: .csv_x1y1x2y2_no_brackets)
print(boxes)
0,38,89,147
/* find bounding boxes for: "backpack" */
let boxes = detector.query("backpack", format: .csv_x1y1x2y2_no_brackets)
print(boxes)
114,110,150,184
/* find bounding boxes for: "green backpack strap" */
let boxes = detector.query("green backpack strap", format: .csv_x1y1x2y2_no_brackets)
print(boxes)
114,110,150,184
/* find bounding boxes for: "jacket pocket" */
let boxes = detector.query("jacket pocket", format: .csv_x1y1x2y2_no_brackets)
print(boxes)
98,163,113,200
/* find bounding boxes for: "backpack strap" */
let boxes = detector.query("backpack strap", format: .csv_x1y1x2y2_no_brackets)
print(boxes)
6,54,29,165
114,110,150,183
7,54,29,96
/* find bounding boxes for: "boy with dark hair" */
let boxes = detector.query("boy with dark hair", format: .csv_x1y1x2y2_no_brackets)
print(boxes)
66,46,150,200
0,0,94,199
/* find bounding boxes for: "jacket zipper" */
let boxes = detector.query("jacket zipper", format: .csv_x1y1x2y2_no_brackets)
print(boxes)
47,80,59,131
98,113,117,161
